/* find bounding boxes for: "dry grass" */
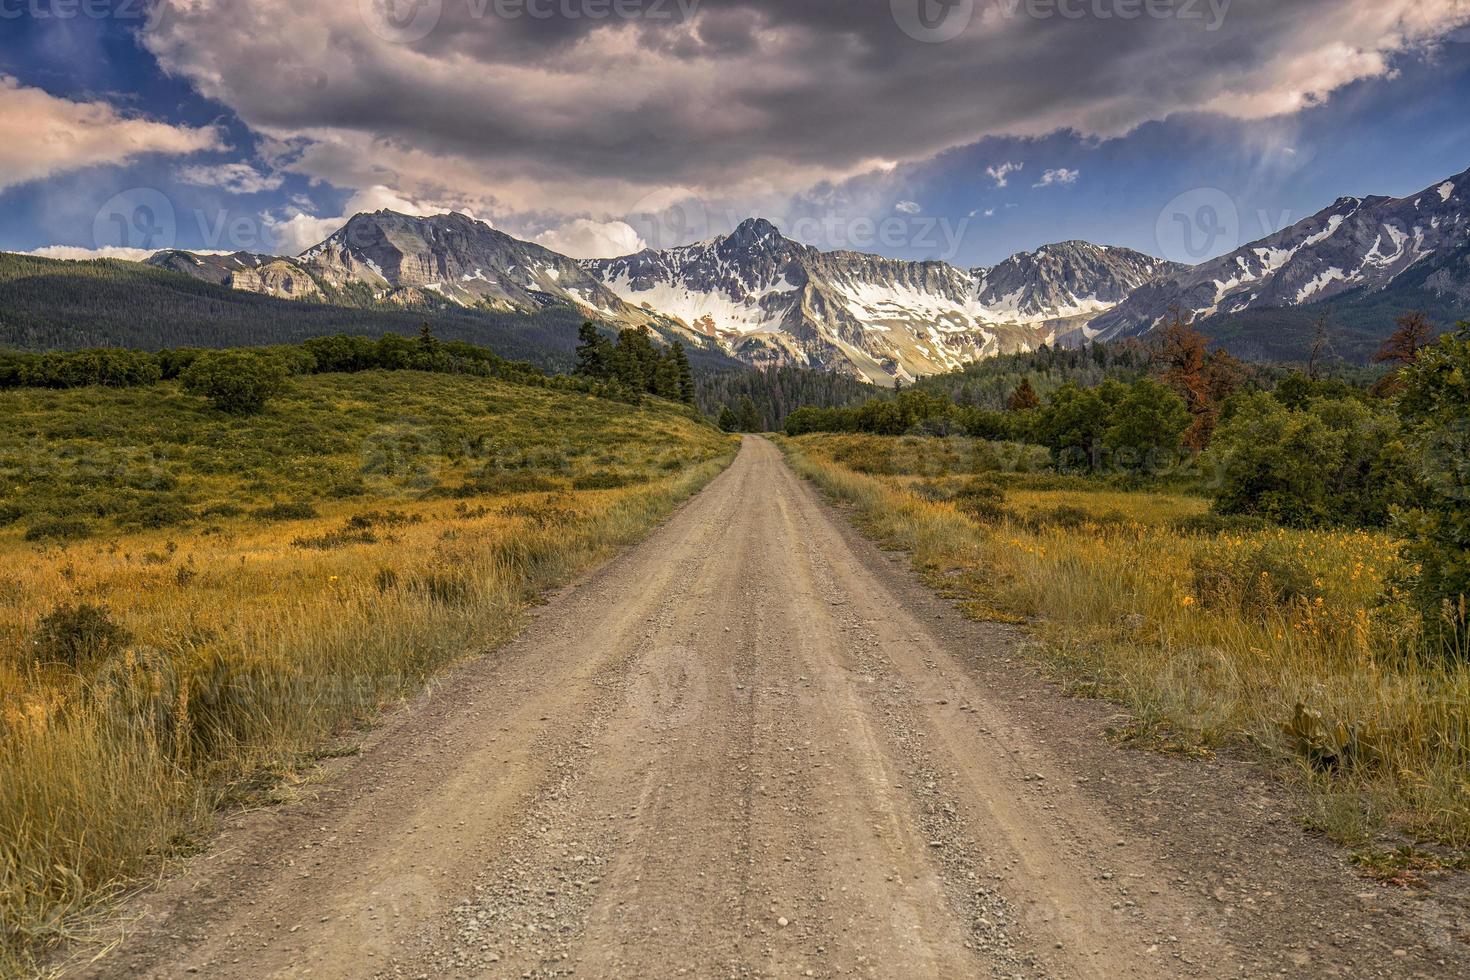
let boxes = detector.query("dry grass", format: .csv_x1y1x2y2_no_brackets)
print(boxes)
0,372,736,971
780,432,1470,860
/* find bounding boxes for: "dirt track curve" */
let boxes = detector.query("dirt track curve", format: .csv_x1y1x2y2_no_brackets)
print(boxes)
67,437,1469,979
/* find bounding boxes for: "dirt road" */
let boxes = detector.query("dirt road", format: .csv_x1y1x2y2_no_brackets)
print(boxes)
70,437,1468,979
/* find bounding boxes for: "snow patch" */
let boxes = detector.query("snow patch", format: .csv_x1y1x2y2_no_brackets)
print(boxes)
1295,267,1346,304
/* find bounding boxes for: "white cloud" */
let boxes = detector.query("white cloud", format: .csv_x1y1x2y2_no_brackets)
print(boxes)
1034,168,1080,188
22,245,158,262
22,245,236,262
969,208,997,218
893,200,922,215
0,76,220,192
986,162,1024,188
177,161,284,195
534,218,647,260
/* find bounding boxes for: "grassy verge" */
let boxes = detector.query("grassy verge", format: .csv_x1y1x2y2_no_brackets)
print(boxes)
0,372,736,971
778,432,1470,869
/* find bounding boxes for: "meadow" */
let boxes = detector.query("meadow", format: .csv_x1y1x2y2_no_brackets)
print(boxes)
0,371,735,970
780,432,1470,876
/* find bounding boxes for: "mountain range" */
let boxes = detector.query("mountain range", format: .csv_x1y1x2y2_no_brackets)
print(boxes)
5,165,1466,380
1092,166,1470,353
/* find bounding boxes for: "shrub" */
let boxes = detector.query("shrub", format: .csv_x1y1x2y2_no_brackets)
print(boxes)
1102,377,1192,475
1191,541,1322,614
445,471,563,497
952,480,1010,524
1393,323,1470,657
1204,391,1411,528
30,603,129,669
23,515,95,542
181,351,289,414
252,501,319,522
573,472,639,491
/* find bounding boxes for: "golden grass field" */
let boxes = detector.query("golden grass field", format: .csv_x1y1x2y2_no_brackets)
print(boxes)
780,433,1470,874
0,371,735,970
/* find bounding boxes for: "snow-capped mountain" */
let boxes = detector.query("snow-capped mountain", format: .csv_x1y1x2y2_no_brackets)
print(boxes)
151,211,647,322
297,211,641,317
585,220,1177,383
1090,166,1470,340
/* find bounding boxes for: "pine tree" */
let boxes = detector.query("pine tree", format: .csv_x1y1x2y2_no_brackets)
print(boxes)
671,341,695,405
574,321,612,379
738,396,761,432
1307,314,1335,381
718,405,740,432
653,352,681,400
1007,377,1040,411
417,321,439,356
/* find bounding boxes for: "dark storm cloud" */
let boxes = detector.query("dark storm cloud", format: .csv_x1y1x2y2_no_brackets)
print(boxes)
141,0,1470,216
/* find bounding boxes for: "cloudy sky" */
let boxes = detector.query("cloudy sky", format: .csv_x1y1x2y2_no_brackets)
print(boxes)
3,0,1470,267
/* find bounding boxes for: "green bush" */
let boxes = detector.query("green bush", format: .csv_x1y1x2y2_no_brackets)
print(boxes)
572,472,639,491
181,350,290,414
1191,541,1322,614
1393,324,1470,657
30,603,129,670
23,515,96,542
1102,377,1192,475
1204,391,1411,528
252,501,319,522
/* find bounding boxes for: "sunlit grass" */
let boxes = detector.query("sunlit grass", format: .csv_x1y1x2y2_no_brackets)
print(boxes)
780,433,1470,860
0,372,736,970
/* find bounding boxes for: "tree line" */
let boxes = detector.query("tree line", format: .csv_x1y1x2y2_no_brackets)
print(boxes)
698,365,879,432
572,322,695,406
0,325,653,415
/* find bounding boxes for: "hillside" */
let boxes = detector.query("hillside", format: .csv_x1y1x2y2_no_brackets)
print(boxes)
0,369,725,541
0,252,745,374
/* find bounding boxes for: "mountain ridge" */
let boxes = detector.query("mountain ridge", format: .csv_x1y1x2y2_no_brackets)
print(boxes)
1089,166,1470,341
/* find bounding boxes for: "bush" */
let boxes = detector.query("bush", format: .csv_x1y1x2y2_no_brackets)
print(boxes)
252,501,319,522
23,515,96,542
30,603,129,669
1204,391,1411,528
1102,377,1192,475
1393,324,1470,657
572,472,640,491
181,351,290,414
1191,541,1322,614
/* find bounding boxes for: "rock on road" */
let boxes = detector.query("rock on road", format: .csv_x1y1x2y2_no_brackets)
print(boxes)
72,437,1468,979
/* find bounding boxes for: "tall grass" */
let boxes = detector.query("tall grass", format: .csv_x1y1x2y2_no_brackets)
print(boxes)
780,433,1470,858
0,373,735,971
